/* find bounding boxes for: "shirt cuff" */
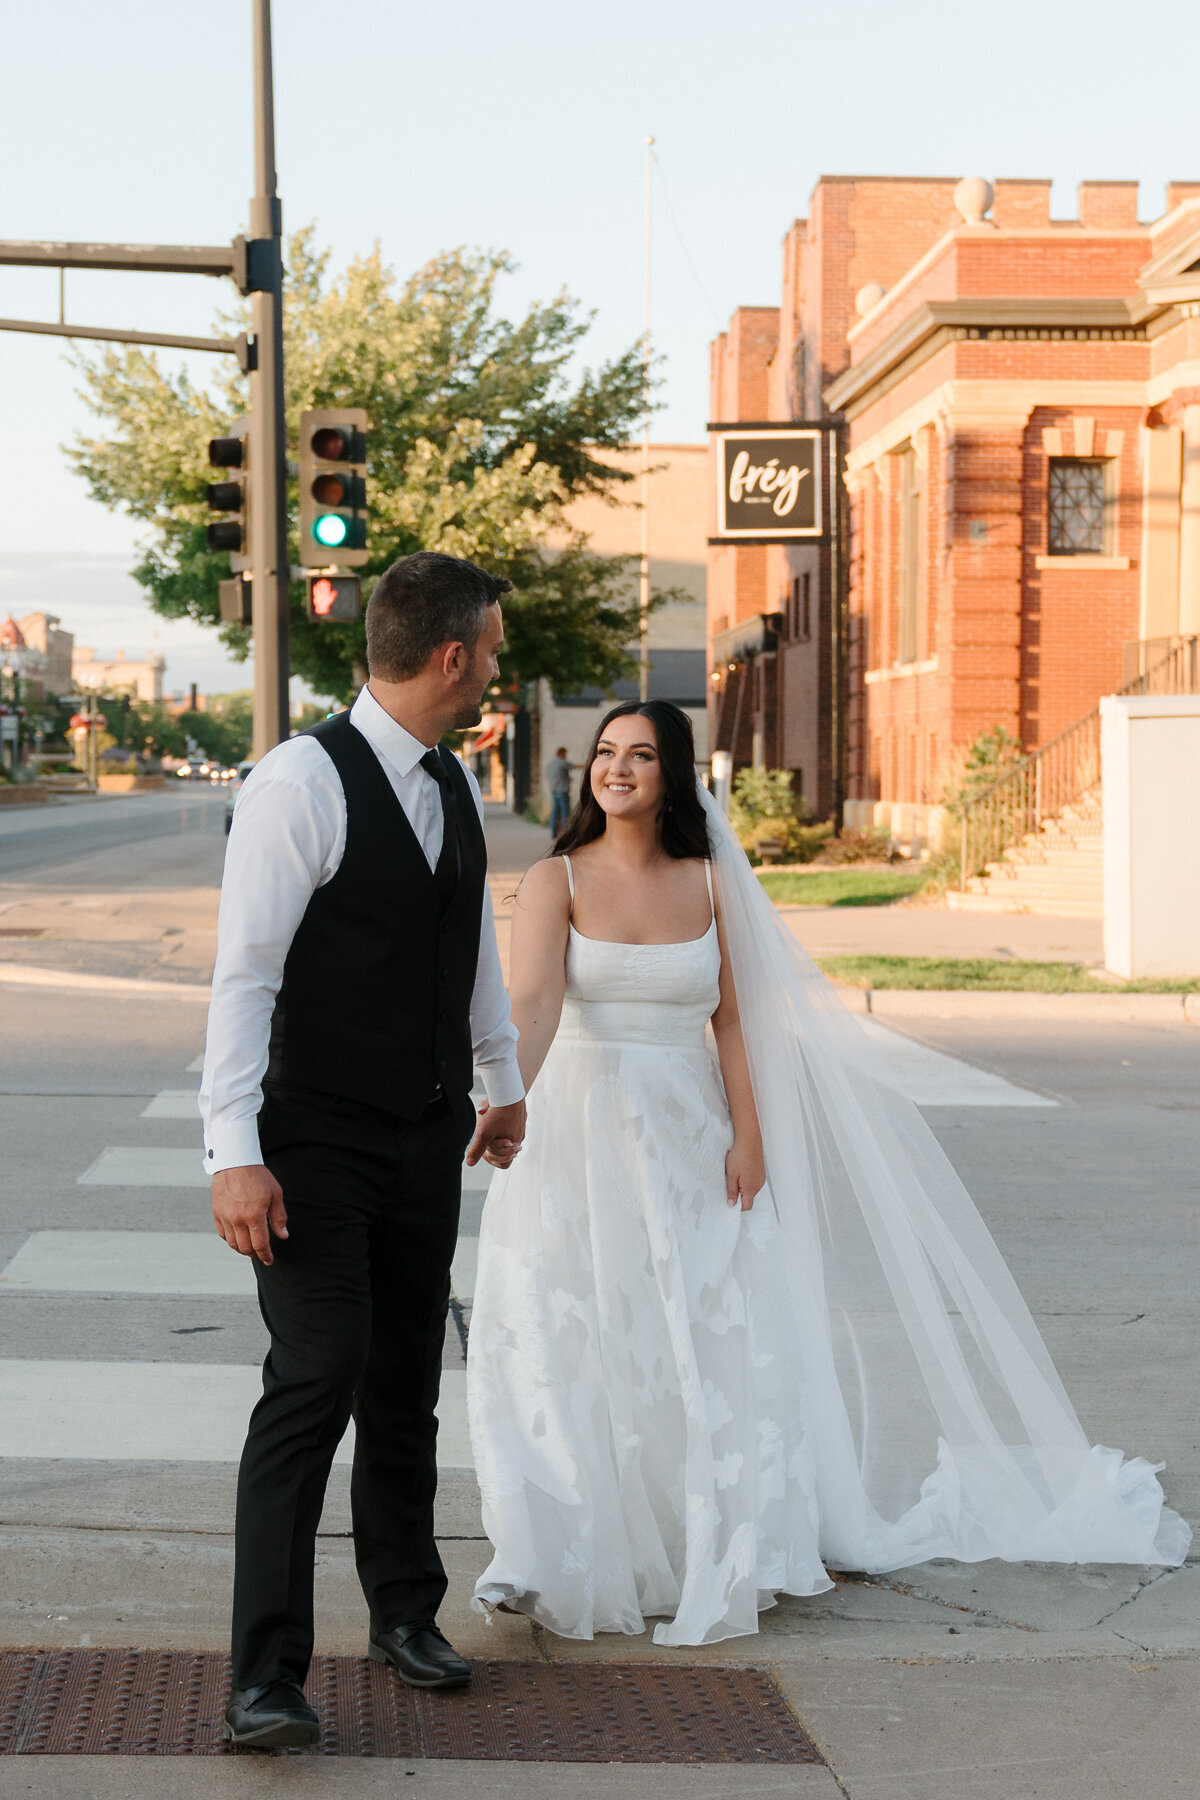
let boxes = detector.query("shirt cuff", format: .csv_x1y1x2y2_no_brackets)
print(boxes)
478,1058,526,1108
203,1116,265,1176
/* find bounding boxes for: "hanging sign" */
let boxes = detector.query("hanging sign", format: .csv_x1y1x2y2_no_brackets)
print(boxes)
709,425,827,541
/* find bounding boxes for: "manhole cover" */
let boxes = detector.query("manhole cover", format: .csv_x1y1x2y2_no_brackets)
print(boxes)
0,1650,821,1763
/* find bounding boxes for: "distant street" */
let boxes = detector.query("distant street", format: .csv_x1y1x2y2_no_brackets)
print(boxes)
0,786,225,886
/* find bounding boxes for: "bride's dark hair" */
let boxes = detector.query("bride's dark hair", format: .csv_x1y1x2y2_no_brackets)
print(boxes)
553,700,710,860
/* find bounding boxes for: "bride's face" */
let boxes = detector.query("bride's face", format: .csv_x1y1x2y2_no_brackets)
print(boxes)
590,714,664,823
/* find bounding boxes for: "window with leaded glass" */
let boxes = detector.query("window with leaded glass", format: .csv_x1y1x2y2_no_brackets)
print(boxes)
1047,458,1110,555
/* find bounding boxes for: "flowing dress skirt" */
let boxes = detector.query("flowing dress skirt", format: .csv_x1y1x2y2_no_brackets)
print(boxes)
467,1022,834,1646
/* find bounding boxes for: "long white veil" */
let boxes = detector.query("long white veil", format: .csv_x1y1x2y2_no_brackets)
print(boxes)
700,781,1189,1571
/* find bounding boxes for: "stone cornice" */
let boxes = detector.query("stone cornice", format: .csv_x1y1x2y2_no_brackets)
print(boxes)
826,299,1149,419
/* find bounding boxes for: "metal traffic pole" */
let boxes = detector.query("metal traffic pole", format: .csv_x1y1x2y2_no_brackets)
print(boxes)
638,136,653,704
248,0,290,759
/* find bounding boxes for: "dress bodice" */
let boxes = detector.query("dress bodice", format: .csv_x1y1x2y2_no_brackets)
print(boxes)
558,920,722,1050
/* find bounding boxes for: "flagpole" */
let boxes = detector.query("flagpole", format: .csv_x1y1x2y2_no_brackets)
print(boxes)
638,135,654,703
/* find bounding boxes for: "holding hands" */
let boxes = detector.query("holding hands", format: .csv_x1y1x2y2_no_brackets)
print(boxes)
467,1098,527,1171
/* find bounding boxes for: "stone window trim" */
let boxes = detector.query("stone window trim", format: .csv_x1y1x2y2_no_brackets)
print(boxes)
1033,554,1132,570
863,657,939,684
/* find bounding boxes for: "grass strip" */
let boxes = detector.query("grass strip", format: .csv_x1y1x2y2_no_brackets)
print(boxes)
758,868,927,907
816,955,1200,994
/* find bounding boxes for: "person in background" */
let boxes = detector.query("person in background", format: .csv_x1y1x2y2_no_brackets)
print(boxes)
546,745,572,838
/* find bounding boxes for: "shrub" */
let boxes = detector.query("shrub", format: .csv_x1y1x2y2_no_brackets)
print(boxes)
814,827,892,865
940,726,1024,818
729,767,801,840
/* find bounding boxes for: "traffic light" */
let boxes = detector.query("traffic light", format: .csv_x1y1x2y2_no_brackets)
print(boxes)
219,574,253,625
206,420,250,572
306,573,361,621
298,408,368,567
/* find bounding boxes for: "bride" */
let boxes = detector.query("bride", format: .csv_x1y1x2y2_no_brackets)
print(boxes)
466,699,1189,1647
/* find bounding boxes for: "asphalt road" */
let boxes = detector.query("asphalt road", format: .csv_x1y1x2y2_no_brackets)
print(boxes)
0,785,226,886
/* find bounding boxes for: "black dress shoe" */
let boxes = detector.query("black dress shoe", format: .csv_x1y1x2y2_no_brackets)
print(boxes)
369,1620,471,1689
224,1680,320,1749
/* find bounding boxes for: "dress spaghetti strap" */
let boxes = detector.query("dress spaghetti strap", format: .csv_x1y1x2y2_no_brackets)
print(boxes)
704,859,714,926
562,853,575,914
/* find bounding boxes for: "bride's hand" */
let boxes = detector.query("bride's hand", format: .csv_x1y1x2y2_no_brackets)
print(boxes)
468,1097,527,1170
725,1139,764,1211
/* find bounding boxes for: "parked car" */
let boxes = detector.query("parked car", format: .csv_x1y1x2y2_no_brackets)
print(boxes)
224,759,255,833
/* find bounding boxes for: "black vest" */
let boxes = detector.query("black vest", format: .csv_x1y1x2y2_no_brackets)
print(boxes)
265,713,486,1120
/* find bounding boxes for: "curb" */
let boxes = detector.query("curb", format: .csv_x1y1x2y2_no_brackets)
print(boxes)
0,962,211,1003
832,986,1200,1023
1,961,1196,1024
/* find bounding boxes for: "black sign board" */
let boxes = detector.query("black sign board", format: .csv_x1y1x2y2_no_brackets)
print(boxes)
710,426,825,541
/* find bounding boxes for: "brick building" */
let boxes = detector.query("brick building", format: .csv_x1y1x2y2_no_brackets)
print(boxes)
709,174,1200,842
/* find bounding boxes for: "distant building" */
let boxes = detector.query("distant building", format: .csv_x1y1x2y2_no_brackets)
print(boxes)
16,612,74,698
73,645,166,704
0,615,48,700
533,443,709,804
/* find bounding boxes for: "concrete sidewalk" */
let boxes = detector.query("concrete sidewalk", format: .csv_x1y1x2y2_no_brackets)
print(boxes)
782,896,1105,965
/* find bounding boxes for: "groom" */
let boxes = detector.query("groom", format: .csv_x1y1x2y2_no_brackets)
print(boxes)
200,552,527,1749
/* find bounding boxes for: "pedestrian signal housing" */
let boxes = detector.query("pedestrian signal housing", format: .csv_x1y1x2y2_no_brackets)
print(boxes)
299,408,368,566
206,421,251,572
305,573,361,621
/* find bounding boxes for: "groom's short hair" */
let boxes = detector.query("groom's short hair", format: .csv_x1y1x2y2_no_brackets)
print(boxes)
366,552,512,680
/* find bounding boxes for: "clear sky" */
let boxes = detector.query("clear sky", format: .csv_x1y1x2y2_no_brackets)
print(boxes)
3,0,1197,694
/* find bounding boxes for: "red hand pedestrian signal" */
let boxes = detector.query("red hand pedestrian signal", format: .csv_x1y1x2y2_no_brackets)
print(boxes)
304,572,361,622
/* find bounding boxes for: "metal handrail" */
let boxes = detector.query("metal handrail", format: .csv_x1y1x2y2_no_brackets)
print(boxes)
957,636,1199,889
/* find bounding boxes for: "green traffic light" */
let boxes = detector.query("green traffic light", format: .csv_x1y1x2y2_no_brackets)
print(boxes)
313,513,349,548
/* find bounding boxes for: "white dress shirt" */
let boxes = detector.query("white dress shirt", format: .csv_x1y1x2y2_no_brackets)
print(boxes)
200,686,523,1174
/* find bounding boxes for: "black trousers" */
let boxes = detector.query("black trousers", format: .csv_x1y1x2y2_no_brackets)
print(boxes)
230,1084,473,1690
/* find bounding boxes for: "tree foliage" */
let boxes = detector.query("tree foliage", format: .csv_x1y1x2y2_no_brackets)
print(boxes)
68,234,670,703
940,726,1025,818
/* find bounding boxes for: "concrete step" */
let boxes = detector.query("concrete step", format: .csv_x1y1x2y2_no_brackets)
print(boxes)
985,865,1103,885
1001,848,1103,869
946,889,1104,917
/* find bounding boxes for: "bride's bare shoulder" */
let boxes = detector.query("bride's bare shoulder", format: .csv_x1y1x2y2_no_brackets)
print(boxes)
515,855,571,913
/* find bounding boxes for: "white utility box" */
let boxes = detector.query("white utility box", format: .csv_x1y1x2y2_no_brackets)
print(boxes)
1101,694,1200,978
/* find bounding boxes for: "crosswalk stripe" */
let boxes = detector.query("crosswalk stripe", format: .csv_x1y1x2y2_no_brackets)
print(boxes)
1,1231,256,1296
0,1361,472,1467
78,1146,494,1191
861,1020,1057,1107
141,1090,202,1120
78,1147,207,1187
1,1229,483,1304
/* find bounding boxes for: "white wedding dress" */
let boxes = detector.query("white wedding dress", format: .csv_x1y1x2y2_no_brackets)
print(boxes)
469,812,1189,1648
468,859,834,1645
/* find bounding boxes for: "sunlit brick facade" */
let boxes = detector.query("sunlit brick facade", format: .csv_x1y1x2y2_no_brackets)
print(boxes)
709,174,1200,841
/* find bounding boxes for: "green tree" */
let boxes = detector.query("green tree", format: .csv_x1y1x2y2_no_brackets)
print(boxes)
68,234,670,704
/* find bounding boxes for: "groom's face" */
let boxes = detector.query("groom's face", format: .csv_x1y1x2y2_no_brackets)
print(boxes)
450,604,504,730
